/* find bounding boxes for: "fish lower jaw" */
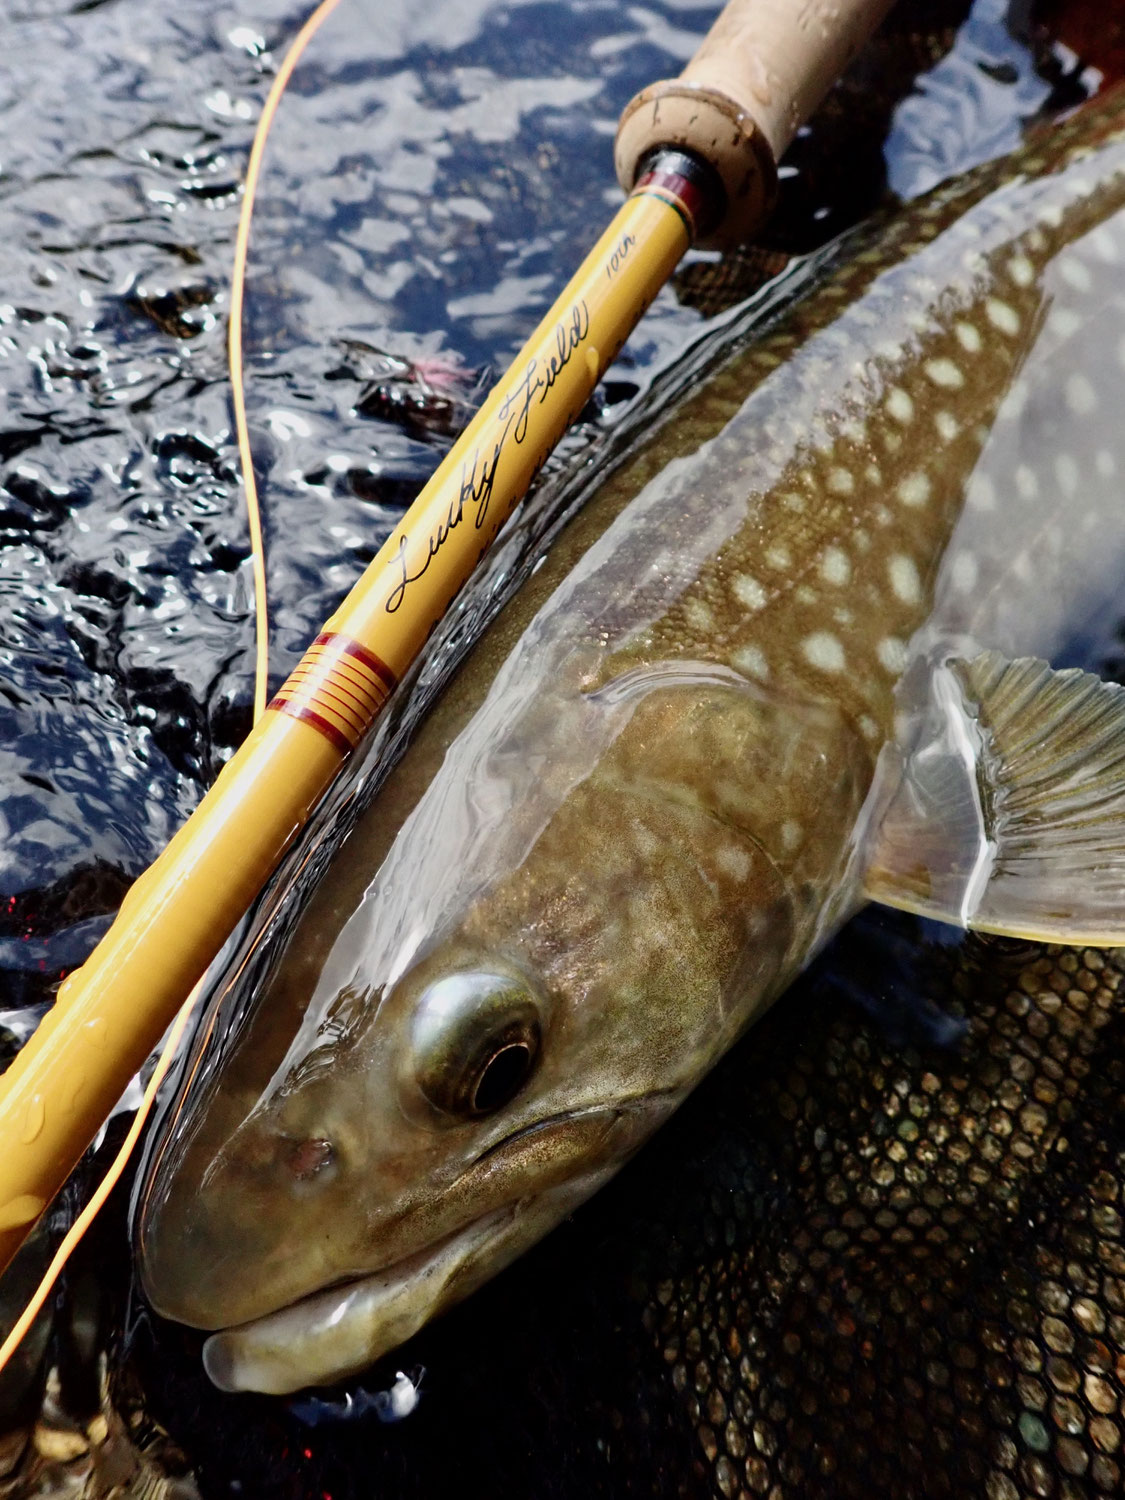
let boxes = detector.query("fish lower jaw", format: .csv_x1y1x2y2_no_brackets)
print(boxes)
200,1099,673,1395
201,1205,519,1396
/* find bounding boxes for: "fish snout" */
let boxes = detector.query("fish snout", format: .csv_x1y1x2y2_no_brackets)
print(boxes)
192,1100,676,1393
136,1119,360,1330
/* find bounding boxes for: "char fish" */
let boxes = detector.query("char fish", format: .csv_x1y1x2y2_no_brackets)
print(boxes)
137,88,1125,1394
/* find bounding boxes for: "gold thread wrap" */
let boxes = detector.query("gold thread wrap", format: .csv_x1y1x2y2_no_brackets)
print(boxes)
269,633,398,754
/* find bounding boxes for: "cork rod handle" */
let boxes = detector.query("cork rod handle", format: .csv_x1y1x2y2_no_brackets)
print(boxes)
615,0,897,247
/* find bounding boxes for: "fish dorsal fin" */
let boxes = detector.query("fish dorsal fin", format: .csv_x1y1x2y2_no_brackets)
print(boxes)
864,651,1125,944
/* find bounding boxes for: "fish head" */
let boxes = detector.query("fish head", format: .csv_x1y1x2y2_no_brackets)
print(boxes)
138,665,859,1393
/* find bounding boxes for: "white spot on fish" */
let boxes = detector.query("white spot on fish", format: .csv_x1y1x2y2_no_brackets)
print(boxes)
897,471,932,508
889,554,922,605
1015,465,1038,499
1089,225,1120,262
877,637,907,674
714,844,753,882
780,821,803,854
1065,373,1097,414
967,474,996,511
780,491,806,513
986,298,1020,336
1000,381,1029,424
833,606,854,627
955,321,982,352
908,282,938,312
819,547,851,586
858,715,880,742
1006,254,1035,288
1050,308,1083,340
764,543,792,571
864,462,883,487
733,574,767,611
811,420,835,455
633,825,662,859
885,387,914,424
802,632,846,673
882,430,903,454
731,644,769,681
827,467,855,495
934,411,959,442
951,552,978,592
1059,253,1094,293
1097,449,1117,478
1055,453,1079,496
684,597,715,633
925,357,964,389
852,529,871,553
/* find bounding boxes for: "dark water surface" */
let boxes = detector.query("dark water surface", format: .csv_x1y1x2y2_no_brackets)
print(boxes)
0,0,1113,1495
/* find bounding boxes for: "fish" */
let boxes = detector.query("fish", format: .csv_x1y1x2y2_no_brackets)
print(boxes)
228,924,1125,1499
136,86,1125,1396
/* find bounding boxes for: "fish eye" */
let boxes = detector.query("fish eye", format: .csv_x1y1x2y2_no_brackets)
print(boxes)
408,970,543,1121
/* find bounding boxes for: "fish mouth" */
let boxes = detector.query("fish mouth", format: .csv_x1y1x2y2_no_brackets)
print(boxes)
201,1098,670,1395
202,1204,523,1395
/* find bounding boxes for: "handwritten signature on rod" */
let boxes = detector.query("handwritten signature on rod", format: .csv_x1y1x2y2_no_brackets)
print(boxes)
384,299,591,615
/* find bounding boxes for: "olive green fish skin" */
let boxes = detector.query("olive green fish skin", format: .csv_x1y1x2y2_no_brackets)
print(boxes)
139,94,1125,1391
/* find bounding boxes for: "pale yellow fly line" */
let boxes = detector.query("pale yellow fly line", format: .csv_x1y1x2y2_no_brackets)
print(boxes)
0,0,344,1374
234,0,349,719
0,990,199,1371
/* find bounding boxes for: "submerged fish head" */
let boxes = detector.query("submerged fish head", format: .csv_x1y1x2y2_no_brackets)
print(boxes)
138,676,812,1392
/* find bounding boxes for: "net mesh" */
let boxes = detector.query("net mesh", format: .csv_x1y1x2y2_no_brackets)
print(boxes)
630,924,1125,1498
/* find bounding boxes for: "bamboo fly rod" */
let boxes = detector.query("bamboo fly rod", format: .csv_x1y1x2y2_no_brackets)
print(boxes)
0,0,895,1276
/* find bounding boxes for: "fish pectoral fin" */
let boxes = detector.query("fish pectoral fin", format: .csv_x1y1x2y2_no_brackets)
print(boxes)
863,650,1125,945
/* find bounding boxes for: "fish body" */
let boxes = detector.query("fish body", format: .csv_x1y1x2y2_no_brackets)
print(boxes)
138,93,1125,1393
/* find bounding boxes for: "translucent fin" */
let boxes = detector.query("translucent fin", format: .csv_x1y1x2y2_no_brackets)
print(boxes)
864,651,1125,945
